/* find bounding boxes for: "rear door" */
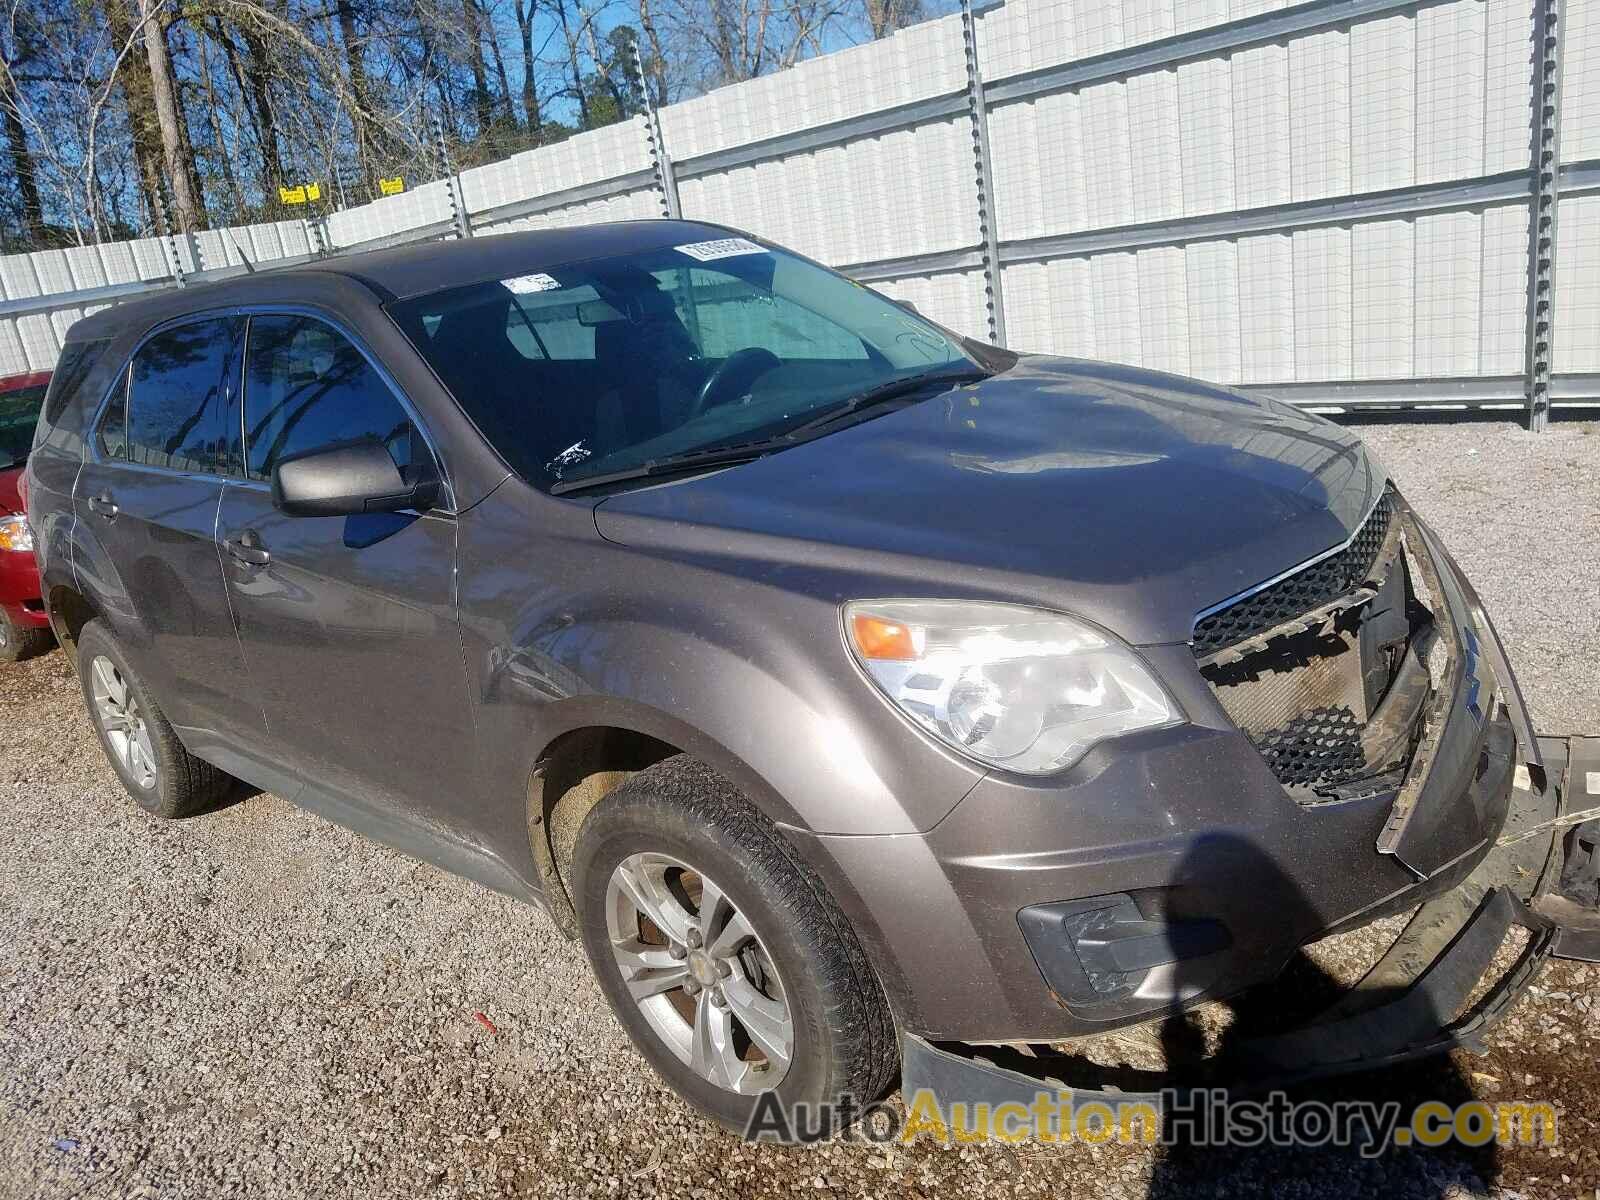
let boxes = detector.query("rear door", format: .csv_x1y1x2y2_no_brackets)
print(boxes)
216,312,476,827
72,316,268,757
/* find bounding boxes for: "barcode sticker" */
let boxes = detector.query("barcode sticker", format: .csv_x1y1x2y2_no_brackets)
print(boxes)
502,273,561,295
674,237,767,262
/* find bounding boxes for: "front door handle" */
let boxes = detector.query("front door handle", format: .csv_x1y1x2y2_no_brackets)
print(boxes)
86,492,118,520
224,530,270,566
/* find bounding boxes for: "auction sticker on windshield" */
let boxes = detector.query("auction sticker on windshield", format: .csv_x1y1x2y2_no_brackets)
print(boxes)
502,273,562,294
675,237,767,262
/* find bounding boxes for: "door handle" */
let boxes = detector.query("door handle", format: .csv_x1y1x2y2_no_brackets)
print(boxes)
86,493,118,520
224,531,270,566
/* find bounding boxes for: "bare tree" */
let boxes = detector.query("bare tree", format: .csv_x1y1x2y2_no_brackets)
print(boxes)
860,0,922,39
509,0,541,130
0,0,953,247
0,14,46,241
142,0,203,229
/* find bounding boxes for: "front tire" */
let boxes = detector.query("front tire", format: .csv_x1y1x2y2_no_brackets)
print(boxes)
572,755,898,1135
76,620,235,818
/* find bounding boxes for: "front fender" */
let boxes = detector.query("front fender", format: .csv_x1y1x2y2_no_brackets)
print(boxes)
469,602,983,838
456,487,986,842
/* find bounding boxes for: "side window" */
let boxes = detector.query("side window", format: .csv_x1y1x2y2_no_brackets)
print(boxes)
98,369,130,460
244,315,430,482
122,318,244,473
41,337,109,429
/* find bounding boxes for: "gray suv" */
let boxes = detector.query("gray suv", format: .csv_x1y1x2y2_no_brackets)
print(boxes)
25,221,1593,1131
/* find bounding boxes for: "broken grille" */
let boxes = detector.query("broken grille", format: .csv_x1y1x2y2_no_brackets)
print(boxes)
1192,492,1396,658
1195,490,1431,796
1254,705,1366,790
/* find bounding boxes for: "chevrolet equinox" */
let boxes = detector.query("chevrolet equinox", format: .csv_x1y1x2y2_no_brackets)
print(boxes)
25,221,1589,1132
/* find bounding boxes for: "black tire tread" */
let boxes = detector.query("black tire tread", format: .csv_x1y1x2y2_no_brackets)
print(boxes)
577,754,899,1119
76,620,234,818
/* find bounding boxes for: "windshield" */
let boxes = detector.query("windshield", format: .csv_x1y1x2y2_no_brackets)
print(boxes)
0,379,49,470
387,238,975,491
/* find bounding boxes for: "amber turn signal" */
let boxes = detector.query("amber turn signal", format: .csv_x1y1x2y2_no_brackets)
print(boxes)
849,612,917,660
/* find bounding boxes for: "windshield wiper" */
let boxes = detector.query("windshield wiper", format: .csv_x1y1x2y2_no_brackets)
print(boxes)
549,435,800,496
549,366,988,497
782,366,989,438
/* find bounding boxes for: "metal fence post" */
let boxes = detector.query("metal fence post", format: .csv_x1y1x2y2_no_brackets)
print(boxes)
154,177,187,288
1526,0,1566,431
960,0,1006,347
431,111,473,239
633,40,681,219
304,213,328,259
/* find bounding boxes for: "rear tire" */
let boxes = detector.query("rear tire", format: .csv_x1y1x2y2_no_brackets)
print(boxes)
572,755,898,1137
76,620,235,818
0,607,51,663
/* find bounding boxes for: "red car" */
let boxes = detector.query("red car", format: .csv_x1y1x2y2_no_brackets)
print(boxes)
0,369,52,661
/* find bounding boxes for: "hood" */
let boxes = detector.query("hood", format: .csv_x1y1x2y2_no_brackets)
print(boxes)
593,356,1386,645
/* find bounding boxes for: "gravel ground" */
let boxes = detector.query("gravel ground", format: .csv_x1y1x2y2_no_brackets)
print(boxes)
2,417,1597,1200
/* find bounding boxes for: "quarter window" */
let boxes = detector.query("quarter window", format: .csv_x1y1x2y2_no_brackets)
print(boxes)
243,315,429,483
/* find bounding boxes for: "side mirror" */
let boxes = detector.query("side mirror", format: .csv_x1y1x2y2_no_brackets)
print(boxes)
896,299,921,316
272,441,440,518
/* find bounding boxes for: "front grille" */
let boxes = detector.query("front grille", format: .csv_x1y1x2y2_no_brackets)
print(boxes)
1194,488,1429,796
1192,492,1395,658
1254,704,1366,789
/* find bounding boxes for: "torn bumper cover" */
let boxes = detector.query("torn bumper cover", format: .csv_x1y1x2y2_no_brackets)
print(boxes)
904,736,1600,1108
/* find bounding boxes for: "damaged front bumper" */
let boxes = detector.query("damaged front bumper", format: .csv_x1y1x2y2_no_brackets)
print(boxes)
904,735,1600,1107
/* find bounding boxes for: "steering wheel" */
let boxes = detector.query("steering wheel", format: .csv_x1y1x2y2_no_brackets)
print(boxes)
692,347,782,417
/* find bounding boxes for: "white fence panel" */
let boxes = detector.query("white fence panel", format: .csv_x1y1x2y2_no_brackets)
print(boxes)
0,0,1592,422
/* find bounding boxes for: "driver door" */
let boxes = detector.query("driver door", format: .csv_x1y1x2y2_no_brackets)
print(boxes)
217,312,477,829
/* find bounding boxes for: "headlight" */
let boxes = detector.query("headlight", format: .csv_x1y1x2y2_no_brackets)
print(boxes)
844,599,1180,774
0,514,32,553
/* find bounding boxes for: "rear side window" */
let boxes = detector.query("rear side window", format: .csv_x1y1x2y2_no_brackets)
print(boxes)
40,338,109,429
107,318,244,473
243,314,427,482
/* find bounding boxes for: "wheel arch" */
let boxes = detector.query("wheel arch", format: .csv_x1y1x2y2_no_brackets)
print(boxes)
521,707,913,1035
44,577,98,667
524,698,812,938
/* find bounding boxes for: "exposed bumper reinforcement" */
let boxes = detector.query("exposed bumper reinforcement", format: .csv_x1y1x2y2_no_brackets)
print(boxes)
903,735,1599,1110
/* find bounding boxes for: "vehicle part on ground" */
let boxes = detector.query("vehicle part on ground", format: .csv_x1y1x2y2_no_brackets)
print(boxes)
904,734,1600,1111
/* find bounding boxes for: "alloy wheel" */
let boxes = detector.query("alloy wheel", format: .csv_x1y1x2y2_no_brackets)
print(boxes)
90,655,157,790
605,851,794,1094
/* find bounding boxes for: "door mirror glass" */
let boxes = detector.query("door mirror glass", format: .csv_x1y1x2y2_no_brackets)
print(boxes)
272,441,439,518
